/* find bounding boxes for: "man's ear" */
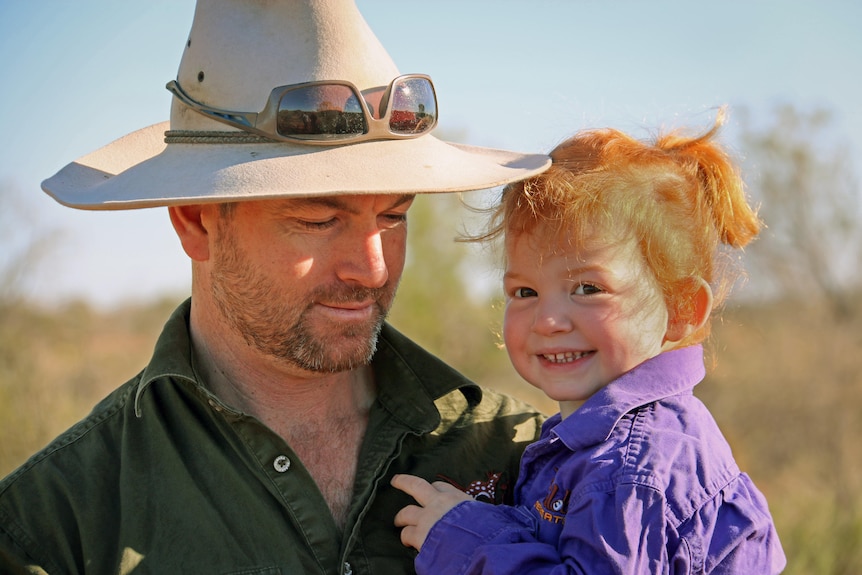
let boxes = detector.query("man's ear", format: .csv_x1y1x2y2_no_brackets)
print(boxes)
168,204,211,262
664,278,713,346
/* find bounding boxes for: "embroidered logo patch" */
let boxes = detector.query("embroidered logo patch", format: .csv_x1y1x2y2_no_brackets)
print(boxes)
438,471,507,503
533,477,570,524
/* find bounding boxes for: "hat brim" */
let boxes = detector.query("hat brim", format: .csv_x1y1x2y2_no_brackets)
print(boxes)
42,122,550,210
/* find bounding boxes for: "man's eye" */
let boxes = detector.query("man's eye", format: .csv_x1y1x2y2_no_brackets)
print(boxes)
574,282,602,296
513,287,537,298
299,218,337,230
380,213,408,228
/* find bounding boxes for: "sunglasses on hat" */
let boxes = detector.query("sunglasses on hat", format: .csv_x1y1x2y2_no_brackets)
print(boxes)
166,74,438,145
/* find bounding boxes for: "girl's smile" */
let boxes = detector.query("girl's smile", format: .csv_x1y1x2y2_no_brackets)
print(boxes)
503,230,670,419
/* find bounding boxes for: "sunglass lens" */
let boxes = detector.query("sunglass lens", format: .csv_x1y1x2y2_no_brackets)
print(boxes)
388,77,437,135
277,85,367,140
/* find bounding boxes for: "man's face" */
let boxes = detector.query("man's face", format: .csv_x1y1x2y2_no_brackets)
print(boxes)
208,194,413,374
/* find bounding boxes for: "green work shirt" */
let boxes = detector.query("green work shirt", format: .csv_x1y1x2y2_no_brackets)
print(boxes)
0,300,544,574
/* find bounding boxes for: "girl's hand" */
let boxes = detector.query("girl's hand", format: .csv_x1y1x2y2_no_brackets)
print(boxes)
391,474,472,550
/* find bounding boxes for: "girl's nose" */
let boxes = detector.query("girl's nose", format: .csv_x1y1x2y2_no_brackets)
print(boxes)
532,298,574,336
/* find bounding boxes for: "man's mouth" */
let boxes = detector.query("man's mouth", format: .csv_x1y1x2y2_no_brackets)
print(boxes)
320,300,375,311
541,350,593,364
315,300,377,320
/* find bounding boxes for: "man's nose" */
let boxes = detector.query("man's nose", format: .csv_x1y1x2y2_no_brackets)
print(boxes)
337,229,389,288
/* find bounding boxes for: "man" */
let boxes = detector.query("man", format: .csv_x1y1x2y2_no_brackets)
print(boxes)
0,1,549,573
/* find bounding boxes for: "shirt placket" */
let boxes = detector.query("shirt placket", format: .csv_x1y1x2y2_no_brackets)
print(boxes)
223,407,344,574
340,410,418,574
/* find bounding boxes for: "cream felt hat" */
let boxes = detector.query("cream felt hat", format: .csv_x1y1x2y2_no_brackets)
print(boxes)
42,0,550,210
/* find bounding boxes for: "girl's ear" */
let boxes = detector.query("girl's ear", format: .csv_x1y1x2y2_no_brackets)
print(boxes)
664,278,713,347
168,204,212,262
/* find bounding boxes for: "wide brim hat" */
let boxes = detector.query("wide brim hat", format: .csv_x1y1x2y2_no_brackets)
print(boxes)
42,0,550,210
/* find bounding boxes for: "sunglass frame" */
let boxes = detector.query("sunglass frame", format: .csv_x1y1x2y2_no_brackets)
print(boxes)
165,74,438,146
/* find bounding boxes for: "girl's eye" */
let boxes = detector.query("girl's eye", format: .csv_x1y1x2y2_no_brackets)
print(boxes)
513,287,537,298
574,282,602,296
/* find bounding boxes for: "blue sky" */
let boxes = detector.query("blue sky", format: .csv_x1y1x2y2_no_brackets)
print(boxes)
1,1,860,306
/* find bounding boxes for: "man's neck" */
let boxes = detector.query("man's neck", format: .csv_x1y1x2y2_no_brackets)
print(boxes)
190,313,375,424
189,306,376,529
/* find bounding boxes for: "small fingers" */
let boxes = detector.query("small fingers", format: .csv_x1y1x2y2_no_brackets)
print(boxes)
392,476,476,552
393,503,428,550
393,504,433,551
430,480,466,494
393,504,420,528
391,474,437,505
398,524,423,550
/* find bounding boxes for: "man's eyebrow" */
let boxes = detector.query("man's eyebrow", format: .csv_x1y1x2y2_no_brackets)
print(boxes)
286,194,414,214
388,194,416,209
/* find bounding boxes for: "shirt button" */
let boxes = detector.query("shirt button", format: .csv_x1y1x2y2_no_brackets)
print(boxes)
343,561,353,575
273,455,291,473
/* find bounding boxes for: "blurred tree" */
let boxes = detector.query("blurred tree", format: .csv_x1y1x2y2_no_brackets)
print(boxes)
386,126,521,386
387,190,507,381
739,105,861,319
0,181,58,304
737,106,862,574
0,182,60,472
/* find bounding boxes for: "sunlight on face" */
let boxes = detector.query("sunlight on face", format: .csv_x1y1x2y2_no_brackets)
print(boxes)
292,256,314,278
208,196,409,374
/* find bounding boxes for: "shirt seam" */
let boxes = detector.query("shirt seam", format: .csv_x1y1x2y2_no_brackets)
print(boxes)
0,506,64,574
0,376,136,493
425,501,527,574
0,381,138,571
621,401,745,529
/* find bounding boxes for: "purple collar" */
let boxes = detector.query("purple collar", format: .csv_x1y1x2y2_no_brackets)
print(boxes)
548,345,706,451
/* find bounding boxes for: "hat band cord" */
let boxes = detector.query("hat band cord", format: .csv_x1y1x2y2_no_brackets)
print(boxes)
164,130,280,144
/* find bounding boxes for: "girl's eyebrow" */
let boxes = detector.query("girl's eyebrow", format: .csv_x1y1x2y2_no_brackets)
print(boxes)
565,263,606,277
503,260,606,281
502,270,524,282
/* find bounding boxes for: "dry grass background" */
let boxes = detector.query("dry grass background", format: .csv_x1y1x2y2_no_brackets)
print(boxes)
0,297,181,474
1,291,860,573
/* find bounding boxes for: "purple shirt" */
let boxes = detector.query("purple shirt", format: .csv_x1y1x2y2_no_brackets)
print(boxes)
416,346,786,574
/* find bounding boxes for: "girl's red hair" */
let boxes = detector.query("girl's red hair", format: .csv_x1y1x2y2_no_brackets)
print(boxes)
482,110,761,346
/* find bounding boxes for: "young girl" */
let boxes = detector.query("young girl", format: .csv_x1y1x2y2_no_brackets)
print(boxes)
391,112,786,574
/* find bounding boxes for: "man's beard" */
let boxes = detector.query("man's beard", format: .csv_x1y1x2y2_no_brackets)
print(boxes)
210,231,395,374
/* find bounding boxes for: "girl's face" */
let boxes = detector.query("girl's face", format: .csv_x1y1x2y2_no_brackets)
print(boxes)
502,229,670,418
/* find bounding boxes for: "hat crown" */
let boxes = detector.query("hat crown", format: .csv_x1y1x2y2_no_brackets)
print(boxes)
43,0,551,210
171,0,400,131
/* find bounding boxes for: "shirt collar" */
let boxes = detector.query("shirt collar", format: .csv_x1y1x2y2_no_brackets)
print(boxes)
372,322,483,433
134,299,198,416
133,299,479,429
550,345,706,451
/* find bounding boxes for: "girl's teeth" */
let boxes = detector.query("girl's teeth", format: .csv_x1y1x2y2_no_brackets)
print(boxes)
543,351,588,363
